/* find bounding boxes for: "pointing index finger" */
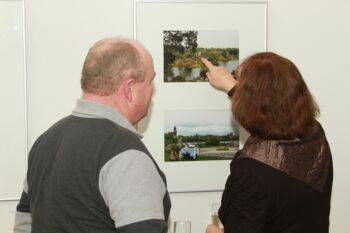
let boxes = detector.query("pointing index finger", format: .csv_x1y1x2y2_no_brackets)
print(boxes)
200,58,215,71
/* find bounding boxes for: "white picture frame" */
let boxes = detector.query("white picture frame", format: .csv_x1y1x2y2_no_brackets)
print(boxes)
134,0,267,192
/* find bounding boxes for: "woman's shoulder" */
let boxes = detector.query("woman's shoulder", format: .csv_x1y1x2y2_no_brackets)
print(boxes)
233,127,332,192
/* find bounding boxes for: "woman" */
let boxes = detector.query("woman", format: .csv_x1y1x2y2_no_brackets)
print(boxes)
201,52,332,233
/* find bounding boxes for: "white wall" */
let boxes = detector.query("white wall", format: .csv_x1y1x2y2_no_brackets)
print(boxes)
268,2,350,233
0,0,349,232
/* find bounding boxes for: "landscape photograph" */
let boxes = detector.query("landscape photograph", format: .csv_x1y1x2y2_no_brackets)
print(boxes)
164,110,239,162
163,30,239,82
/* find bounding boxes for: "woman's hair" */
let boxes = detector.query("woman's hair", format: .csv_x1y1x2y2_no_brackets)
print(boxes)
81,38,144,96
232,52,319,140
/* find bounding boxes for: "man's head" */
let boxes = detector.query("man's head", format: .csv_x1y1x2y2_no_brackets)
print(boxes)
81,37,155,124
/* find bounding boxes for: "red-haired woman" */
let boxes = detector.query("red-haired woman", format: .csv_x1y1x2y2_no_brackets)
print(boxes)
202,52,332,233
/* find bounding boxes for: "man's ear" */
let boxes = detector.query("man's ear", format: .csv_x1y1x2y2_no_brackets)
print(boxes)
119,78,135,102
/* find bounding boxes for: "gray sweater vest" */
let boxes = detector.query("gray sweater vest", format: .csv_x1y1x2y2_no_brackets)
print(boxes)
26,116,170,233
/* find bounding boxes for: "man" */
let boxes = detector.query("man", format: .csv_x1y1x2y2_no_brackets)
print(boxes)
14,37,171,233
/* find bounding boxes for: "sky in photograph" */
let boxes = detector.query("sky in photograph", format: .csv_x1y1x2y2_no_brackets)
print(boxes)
164,110,239,136
197,30,239,48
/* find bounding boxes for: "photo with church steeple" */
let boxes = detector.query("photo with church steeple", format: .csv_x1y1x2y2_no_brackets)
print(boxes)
164,109,239,162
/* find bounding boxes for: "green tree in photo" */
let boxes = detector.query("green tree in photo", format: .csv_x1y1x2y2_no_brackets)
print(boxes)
163,30,198,80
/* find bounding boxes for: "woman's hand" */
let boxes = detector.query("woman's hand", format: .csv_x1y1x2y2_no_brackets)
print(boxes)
201,58,237,93
206,224,224,233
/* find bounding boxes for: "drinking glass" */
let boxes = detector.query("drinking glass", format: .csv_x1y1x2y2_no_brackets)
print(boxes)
173,220,191,233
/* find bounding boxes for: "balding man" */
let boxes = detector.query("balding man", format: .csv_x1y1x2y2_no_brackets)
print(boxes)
14,37,171,233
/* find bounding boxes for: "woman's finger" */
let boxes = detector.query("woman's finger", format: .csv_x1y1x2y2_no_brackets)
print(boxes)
201,58,215,70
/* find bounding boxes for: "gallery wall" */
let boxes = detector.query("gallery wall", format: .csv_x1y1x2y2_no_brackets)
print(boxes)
0,0,349,232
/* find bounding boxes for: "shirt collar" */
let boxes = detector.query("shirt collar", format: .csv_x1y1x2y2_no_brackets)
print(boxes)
72,99,143,138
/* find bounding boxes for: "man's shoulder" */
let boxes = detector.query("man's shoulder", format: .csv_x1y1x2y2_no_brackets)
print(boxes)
48,115,140,142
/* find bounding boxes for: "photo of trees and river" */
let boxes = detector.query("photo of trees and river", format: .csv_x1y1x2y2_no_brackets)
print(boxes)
163,30,239,82
164,110,239,162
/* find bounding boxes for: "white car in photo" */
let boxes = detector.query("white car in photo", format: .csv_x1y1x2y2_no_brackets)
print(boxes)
179,145,199,160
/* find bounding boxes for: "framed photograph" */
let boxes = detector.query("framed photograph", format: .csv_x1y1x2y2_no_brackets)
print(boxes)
164,109,239,162
0,0,26,200
163,30,239,82
135,0,267,192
